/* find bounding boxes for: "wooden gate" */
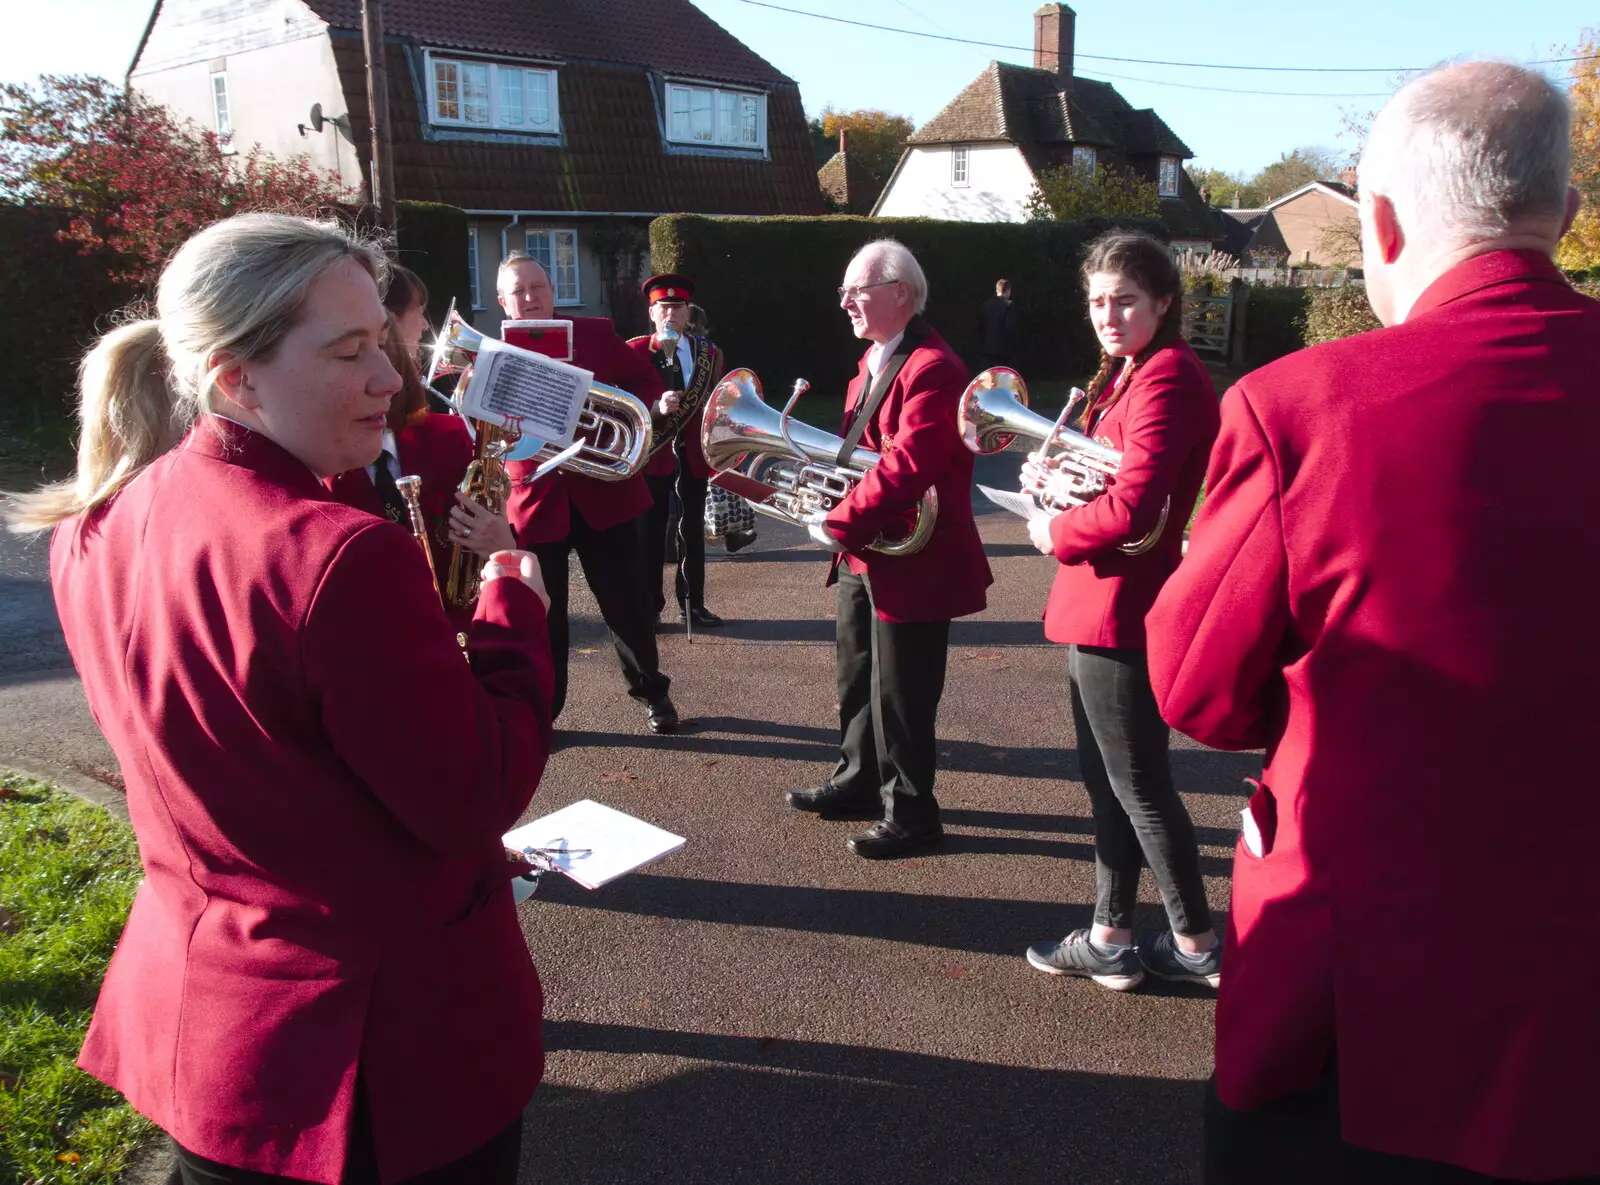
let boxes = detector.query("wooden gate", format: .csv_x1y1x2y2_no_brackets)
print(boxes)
1183,292,1233,355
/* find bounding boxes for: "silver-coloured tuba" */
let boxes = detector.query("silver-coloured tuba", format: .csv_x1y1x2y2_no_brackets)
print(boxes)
426,305,652,482
700,368,938,557
958,367,1168,556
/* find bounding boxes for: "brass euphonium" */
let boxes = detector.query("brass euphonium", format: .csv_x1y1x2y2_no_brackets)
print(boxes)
700,368,938,557
426,304,653,484
424,305,653,609
958,367,1168,556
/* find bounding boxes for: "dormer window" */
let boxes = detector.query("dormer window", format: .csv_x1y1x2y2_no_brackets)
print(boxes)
427,52,558,133
1159,155,1180,197
1072,146,1096,173
665,82,765,149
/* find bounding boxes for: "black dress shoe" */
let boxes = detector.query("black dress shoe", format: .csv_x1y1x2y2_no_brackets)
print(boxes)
685,606,724,628
847,820,944,859
646,697,679,734
786,783,881,817
724,529,756,554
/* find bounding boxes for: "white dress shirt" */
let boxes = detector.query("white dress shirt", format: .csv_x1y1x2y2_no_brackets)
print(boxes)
364,429,401,484
865,329,906,382
672,333,695,388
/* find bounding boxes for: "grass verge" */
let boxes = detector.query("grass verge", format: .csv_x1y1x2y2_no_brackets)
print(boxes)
0,772,152,1185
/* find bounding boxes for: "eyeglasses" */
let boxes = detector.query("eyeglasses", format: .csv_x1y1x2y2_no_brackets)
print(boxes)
837,279,900,302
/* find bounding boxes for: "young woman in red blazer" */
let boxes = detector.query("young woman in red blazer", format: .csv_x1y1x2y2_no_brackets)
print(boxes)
10,214,554,1185
1021,230,1222,991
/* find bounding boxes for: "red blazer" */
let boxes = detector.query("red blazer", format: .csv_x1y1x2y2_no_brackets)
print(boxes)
1043,340,1218,647
326,413,474,624
625,333,718,480
52,418,555,1183
824,322,992,623
1146,251,1600,1179
504,316,662,543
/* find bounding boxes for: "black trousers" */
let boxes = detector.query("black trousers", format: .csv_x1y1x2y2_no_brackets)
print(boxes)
1205,1068,1600,1185
530,509,669,718
831,569,950,828
167,1096,520,1184
1068,644,1212,935
644,465,709,614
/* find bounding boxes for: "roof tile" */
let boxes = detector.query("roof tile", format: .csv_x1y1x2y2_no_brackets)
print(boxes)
332,33,821,214
306,0,791,87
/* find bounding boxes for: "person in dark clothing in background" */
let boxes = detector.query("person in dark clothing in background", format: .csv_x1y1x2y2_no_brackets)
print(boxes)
979,278,1020,372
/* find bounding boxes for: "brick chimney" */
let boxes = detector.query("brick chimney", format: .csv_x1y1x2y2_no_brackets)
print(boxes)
839,128,849,155
1340,165,1358,190
1033,3,1075,85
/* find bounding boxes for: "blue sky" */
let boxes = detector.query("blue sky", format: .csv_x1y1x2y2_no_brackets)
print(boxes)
2,0,1592,175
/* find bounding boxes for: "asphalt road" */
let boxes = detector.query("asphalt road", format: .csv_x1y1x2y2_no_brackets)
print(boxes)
0,452,1262,1185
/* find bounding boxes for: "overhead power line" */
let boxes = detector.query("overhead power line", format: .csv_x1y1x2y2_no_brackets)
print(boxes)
735,0,1598,83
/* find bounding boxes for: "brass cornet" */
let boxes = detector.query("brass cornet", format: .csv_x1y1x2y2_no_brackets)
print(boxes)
700,369,938,557
958,367,1168,557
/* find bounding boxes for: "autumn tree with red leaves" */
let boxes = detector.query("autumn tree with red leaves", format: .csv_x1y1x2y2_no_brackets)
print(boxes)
1,74,356,292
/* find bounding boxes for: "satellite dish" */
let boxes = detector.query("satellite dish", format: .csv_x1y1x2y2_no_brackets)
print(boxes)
309,102,326,133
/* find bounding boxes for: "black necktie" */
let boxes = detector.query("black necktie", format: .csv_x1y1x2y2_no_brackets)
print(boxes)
372,449,407,525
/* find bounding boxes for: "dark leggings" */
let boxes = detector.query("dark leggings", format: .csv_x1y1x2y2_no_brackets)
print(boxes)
1068,643,1212,935
168,1106,520,1185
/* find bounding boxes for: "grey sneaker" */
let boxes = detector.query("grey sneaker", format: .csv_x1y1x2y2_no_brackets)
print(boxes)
1025,928,1145,991
1139,929,1222,988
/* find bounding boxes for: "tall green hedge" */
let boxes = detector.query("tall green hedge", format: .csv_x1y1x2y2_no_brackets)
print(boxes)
0,204,132,422
649,214,1163,395
1242,285,1311,369
1303,283,1381,346
395,201,471,329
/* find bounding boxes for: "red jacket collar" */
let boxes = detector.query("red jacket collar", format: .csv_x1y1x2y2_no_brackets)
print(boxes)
182,415,332,500
1409,248,1566,321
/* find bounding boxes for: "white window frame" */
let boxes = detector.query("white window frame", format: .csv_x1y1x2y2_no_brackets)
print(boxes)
425,51,559,133
467,225,482,310
1072,145,1096,173
210,71,234,153
663,80,766,150
1158,155,1180,197
523,228,581,306
951,146,970,187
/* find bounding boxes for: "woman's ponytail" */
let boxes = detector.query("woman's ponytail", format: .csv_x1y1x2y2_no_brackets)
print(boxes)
6,320,186,532
6,211,389,534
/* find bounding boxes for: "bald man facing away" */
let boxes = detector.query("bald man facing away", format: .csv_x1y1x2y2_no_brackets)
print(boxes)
1147,61,1600,1185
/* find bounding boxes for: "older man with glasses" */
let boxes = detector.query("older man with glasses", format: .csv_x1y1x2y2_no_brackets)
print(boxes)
786,239,992,858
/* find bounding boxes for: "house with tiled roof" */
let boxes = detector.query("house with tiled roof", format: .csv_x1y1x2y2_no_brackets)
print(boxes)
127,0,822,330
816,129,884,214
873,3,1223,254
1223,179,1363,268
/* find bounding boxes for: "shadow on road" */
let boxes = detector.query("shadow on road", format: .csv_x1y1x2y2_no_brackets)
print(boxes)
562,716,1262,794
667,618,1060,646
532,871,1232,960
527,1021,1203,1184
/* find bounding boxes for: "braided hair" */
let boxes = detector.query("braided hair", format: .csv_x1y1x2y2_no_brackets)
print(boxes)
1074,230,1184,431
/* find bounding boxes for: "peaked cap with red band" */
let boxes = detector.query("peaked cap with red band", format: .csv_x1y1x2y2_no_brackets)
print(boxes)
642,273,694,305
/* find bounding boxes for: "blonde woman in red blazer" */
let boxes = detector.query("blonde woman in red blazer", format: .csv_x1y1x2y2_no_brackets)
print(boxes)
11,214,554,1185
1021,230,1221,991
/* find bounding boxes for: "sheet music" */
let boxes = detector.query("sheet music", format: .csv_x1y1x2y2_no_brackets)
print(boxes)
502,799,686,890
459,335,591,447
977,484,1053,526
